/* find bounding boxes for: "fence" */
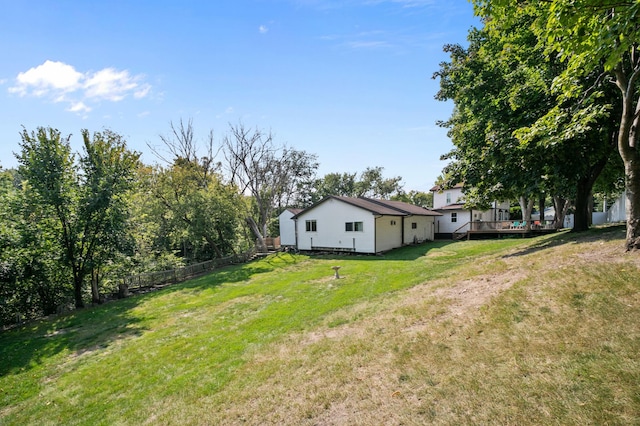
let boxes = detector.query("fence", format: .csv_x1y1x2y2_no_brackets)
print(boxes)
119,248,256,296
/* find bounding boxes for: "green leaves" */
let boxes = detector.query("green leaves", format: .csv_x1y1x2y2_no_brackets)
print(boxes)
16,127,141,308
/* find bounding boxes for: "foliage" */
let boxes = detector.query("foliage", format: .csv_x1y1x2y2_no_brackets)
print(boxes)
435,5,622,229
472,0,640,248
391,190,433,208
16,127,140,308
310,166,404,204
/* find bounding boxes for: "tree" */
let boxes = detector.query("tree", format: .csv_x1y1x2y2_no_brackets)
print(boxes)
355,166,404,199
309,172,358,203
17,127,140,308
392,190,433,208
435,8,618,231
148,120,247,260
474,0,640,248
434,25,553,222
223,123,318,250
310,167,404,204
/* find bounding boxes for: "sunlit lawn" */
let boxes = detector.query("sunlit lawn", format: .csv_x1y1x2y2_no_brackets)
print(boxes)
1,227,639,425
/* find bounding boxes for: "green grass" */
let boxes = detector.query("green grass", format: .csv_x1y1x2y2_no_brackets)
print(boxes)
1,226,639,425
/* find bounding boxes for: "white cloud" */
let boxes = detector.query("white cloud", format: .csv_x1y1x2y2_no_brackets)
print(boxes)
9,60,83,97
259,25,269,34
8,60,152,115
67,101,91,113
84,68,138,101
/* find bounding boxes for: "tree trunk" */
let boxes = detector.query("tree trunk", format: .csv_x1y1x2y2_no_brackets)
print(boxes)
519,196,534,229
553,196,570,229
73,268,84,309
246,216,267,252
204,234,224,258
625,159,640,250
91,268,101,305
614,64,640,250
573,180,591,232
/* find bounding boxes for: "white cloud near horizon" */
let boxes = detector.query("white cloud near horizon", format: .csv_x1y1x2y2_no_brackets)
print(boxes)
8,60,151,115
259,25,269,34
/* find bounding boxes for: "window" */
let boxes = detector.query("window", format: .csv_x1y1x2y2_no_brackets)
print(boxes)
411,222,417,229
345,221,363,232
305,220,317,232
451,212,457,223
390,220,396,226
446,192,452,204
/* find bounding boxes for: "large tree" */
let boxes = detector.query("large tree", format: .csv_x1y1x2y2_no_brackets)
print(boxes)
474,0,640,248
435,9,619,231
223,123,318,250
17,127,140,308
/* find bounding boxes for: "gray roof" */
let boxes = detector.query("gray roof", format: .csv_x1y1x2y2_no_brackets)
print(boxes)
293,195,441,218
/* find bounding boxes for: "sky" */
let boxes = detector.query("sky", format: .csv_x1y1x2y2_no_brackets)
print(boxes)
0,0,479,192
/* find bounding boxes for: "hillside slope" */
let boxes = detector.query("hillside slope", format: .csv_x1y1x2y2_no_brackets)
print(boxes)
1,226,638,425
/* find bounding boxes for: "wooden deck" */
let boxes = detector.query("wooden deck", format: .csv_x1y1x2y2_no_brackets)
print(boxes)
454,220,558,240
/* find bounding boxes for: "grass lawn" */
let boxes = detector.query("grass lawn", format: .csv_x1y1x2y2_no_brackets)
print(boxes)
1,225,639,425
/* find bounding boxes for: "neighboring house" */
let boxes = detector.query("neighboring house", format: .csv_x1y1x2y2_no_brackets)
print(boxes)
532,192,627,228
430,183,510,238
278,208,303,247
604,191,626,223
282,196,441,254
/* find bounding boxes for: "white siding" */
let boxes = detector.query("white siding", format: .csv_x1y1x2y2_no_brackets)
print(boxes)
607,192,626,223
296,198,377,253
278,210,297,246
403,216,435,244
375,216,403,252
435,210,470,234
433,187,464,209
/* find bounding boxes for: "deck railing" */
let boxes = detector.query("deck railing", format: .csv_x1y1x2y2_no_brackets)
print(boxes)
469,220,556,232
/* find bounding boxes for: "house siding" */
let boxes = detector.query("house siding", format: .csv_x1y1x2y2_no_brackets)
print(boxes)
296,198,376,253
432,187,464,209
403,216,435,244
374,215,403,252
278,210,297,246
436,211,470,234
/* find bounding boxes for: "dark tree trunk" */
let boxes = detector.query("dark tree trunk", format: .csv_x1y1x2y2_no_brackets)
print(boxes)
573,180,591,232
91,268,101,305
553,196,569,229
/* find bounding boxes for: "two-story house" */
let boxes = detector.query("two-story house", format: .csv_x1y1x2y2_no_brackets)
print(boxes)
430,183,510,239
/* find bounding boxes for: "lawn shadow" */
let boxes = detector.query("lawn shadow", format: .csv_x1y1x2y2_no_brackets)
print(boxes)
0,260,277,378
0,296,146,377
151,262,276,297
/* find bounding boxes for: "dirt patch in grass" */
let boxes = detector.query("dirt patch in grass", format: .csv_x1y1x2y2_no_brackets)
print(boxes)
204,227,639,425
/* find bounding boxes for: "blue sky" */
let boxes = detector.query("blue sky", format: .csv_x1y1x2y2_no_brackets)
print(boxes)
0,0,478,192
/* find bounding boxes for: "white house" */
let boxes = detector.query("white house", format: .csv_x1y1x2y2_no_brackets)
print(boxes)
278,208,303,247
283,196,441,254
430,183,511,237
